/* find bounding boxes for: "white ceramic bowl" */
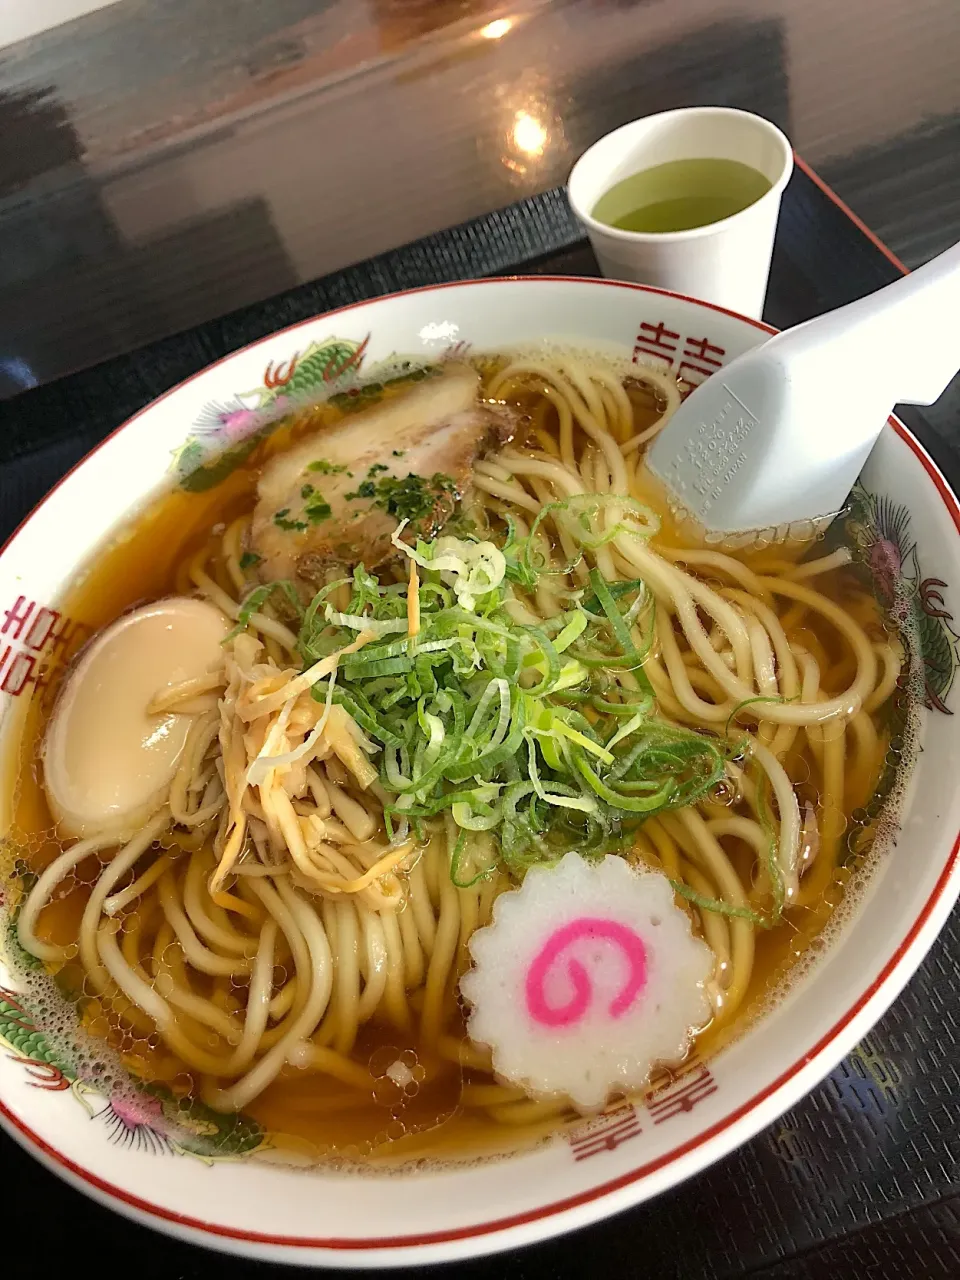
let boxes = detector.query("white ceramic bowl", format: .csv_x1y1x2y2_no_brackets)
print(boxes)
1,278,959,1267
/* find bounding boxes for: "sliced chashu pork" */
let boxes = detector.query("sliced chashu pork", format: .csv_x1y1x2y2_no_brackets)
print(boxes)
251,364,509,584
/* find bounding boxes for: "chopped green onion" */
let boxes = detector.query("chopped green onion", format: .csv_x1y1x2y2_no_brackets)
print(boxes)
258,514,728,882
225,580,303,642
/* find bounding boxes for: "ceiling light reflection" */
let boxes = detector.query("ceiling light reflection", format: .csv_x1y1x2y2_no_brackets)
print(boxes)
480,18,513,40
512,110,548,158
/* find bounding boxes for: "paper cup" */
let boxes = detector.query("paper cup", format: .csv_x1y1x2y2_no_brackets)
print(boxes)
568,107,793,318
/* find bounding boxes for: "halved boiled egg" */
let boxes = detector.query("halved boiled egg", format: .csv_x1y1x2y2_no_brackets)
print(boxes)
43,597,229,840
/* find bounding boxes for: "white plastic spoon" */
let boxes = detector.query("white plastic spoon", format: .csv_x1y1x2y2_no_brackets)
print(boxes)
644,239,960,542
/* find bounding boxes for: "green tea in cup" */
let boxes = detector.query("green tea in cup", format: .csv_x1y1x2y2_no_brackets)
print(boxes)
568,107,793,316
591,157,772,234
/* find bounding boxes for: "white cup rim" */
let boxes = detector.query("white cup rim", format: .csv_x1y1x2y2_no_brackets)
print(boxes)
568,106,794,246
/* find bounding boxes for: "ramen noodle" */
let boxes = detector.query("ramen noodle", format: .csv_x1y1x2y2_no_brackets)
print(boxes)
1,347,918,1165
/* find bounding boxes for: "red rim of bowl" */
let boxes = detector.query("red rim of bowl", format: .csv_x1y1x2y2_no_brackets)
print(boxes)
1,275,958,1256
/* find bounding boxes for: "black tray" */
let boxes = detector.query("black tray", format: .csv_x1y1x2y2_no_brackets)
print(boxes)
2,161,960,1279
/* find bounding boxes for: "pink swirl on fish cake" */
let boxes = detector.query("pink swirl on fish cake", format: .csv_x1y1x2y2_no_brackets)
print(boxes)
524,917,648,1028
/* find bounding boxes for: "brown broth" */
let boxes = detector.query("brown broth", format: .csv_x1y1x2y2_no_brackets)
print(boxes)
1,366,900,1166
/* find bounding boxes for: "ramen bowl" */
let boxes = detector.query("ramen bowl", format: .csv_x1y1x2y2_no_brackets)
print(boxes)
1,277,959,1267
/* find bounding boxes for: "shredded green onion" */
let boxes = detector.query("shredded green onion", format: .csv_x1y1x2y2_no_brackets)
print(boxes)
227,507,733,882
224,581,303,642
669,881,764,924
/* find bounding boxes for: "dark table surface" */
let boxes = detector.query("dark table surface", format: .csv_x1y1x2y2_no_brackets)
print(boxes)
2,161,960,1278
2,0,960,395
